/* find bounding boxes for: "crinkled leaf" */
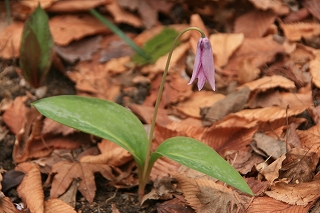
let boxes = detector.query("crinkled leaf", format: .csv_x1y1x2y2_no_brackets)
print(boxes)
20,4,53,88
150,136,253,195
32,95,148,168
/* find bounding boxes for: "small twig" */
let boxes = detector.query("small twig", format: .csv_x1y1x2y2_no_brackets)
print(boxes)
104,188,118,205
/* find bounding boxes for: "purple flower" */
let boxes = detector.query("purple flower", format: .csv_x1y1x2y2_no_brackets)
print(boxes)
188,37,215,91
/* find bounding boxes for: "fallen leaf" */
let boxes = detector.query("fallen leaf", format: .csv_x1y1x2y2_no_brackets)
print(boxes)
50,160,114,203
209,33,244,67
248,0,289,15
297,124,320,154
105,1,142,28
0,196,21,213
49,14,110,46
174,91,225,118
21,0,57,9
260,154,286,183
224,36,284,76
303,0,320,21
80,139,132,167
265,177,320,206
54,36,102,63
310,50,320,88
0,22,24,59
247,196,311,213
156,196,194,213
16,163,44,213
201,86,251,126
280,22,320,41
253,132,286,159
175,175,251,213
239,75,295,92
47,0,109,12
45,198,77,213
234,9,277,38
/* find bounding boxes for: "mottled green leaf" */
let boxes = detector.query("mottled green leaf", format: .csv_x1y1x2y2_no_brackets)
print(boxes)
150,136,253,195
32,95,149,168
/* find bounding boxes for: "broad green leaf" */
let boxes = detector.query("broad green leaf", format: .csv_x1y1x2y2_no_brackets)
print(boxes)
20,4,53,88
150,136,253,195
32,95,149,168
132,28,179,65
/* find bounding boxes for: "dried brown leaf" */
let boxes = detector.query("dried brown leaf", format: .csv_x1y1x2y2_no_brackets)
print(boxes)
310,50,320,88
234,10,277,38
47,0,109,12
209,33,244,67
0,22,23,59
49,15,110,46
0,196,21,213
239,75,295,92
249,0,290,15
280,22,320,41
174,91,225,118
21,0,57,9
247,196,311,213
105,1,142,28
50,160,114,203
259,154,286,183
2,96,28,135
202,86,251,126
45,198,76,213
303,0,320,21
265,178,320,206
253,132,286,159
224,36,284,76
297,124,320,154
80,139,132,167
175,175,251,213
17,163,44,213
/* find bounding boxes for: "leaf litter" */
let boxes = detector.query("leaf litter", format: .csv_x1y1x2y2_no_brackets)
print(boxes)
2,0,320,212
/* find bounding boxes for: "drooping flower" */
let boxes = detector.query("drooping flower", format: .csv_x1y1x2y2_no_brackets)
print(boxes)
188,37,215,91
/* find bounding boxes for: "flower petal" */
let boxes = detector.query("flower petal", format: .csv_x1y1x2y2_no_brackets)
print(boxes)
201,38,215,91
188,38,202,85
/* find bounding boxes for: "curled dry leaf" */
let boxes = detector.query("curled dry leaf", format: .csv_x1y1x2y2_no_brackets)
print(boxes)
80,139,132,167
45,198,76,213
252,132,286,159
20,0,57,9
224,150,264,175
303,0,320,21
0,22,24,59
265,177,320,206
239,75,295,92
50,160,114,203
49,15,110,46
175,175,251,213
310,50,320,88
2,96,29,135
209,33,244,68
0,196,21,213
280,22,320,41
201,86,251,126
297,123,320,155
47,0,109,12
234,9,277,38
259,154,286,183
105,1,142,28
247,196,311,213
174,91,225,118
17,163,44,213
223,36,284,76
248,0,290,15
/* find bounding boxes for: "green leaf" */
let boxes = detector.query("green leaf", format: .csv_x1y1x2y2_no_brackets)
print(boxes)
20,4,53,88
132,28,179,65
32,95,149,168
150,136,253,195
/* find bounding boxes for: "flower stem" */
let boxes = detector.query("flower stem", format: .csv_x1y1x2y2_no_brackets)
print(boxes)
138,27,206,202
